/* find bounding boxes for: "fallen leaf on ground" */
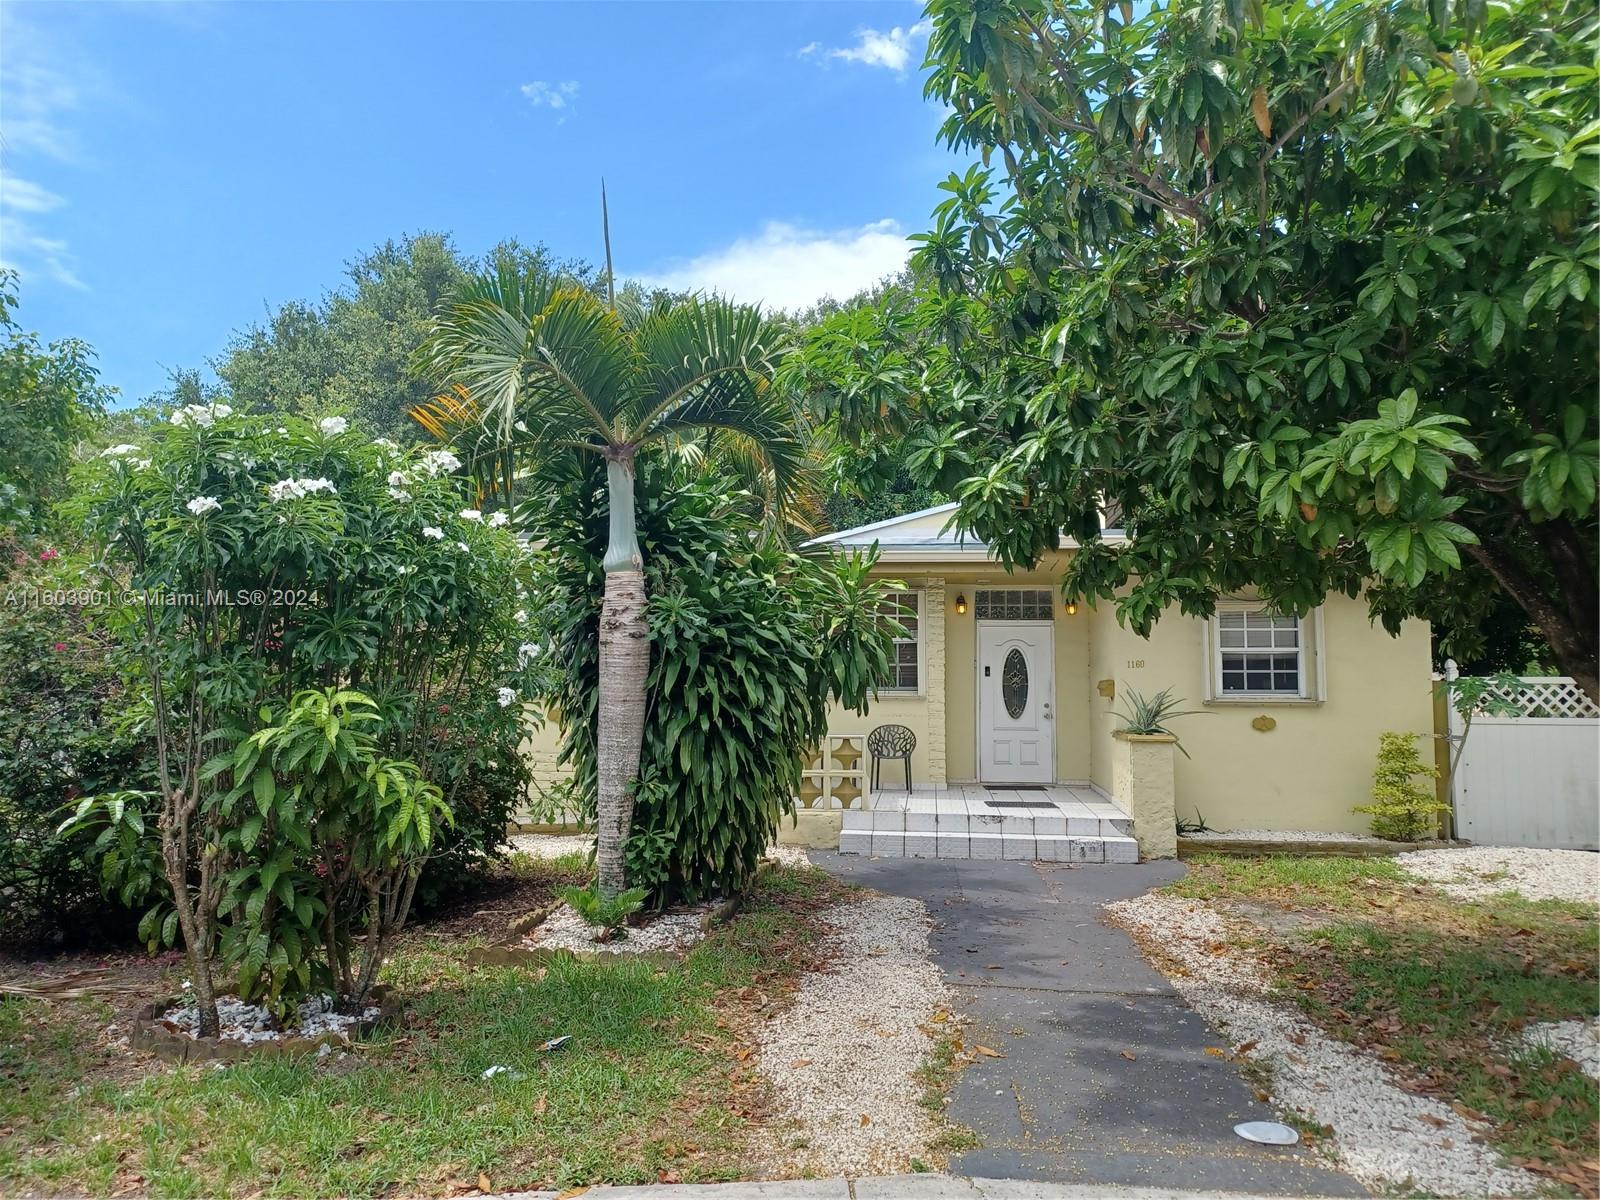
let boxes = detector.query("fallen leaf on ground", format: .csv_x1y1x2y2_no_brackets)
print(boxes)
790,1058,812,1068
975,1045,1006,1058
1204,1047,1225,1057
1120,1050,1137,1061
478,1174,492,1194
859,1113,871,1127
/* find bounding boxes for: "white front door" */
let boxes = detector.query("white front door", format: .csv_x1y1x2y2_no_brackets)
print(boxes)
978,622,1055,784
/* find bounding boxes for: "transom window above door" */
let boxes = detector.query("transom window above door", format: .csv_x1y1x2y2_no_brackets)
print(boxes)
1215,609,1304,696
974,589,1053,620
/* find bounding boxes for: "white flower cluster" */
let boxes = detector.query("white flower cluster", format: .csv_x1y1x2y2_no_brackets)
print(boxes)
384,449,463,501
422,525,444,540
415,449,462,478
488,511,509,528
99,443,151,469
459,509,482,522
318,416,349,436
517,641,542,668
266,477,337,503
497,687,518,708
186,496,222,516
170,402,234,428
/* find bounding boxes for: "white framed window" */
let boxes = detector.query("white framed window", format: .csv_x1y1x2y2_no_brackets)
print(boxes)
1207,605,1322,701
879,590,922,692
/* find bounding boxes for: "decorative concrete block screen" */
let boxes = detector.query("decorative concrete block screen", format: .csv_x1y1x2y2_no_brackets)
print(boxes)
798,734,871,810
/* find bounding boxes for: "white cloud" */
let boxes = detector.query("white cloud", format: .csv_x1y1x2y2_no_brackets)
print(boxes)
520,80,579,110
637,220,911,313
806,21,931,73
0,175,64,214
0,11,87,290
0,209,85,290
0,63,82,162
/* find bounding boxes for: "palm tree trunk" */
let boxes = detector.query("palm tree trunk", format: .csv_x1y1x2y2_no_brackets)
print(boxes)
596,455,648,895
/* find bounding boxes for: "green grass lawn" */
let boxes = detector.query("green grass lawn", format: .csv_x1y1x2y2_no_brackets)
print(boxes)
1172,855,1598,1193
0,859,856,1197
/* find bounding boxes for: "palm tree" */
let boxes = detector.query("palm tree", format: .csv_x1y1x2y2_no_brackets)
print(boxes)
414,268,800,895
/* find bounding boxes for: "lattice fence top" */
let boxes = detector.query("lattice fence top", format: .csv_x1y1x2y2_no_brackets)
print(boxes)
1478,676,1600,720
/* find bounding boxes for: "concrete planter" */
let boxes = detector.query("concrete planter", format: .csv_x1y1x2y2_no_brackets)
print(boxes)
777,808,843,849
1111,731,1179,860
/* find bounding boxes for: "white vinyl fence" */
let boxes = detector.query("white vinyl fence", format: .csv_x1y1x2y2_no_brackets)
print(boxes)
1445,670,1600,850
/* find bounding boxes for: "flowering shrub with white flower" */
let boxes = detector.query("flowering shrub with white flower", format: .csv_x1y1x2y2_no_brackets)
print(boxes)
71,409,546,1027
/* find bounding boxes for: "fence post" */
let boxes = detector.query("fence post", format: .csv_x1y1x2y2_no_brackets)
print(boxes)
1434,660,1460,840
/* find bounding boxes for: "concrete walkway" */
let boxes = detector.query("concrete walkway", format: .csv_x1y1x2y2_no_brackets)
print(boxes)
811,854,1364,1197
502,1174,1350,1198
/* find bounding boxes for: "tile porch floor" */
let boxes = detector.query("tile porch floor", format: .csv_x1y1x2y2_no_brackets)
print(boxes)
839,783,1138,863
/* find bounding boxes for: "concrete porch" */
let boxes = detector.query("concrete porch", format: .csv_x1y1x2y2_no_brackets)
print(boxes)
838,783,1138,863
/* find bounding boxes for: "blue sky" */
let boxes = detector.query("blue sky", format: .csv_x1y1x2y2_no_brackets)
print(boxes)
0,1,965,405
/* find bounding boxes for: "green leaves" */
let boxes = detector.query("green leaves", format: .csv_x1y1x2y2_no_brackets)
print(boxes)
1504,405,1599,520
788,0,1597,687
533,458,901,905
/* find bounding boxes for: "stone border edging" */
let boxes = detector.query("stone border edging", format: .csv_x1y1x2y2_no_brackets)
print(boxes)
1177,836,1464,858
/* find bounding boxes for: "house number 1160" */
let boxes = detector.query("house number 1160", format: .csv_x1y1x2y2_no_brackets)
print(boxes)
1126,659,1145,669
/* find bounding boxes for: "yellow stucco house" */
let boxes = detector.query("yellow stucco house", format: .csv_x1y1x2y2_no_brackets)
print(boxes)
790,503,1436,862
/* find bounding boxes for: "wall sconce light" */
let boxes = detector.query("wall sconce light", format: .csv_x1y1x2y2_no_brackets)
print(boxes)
1066,601,1078,615
955,593,967,615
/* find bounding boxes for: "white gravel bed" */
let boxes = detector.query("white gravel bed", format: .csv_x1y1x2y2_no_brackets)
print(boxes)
1517,1017,1600,1081
160,994,377,1044
753,892,949,1176
507,833,592,860
1106,893,1543,1197
764,843,813,869
1396,846,1600,905
522,901,710,955
1184,828,1392,844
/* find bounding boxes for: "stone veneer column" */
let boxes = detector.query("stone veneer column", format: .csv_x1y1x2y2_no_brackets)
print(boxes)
1111,731,1178,860
924,577,947,786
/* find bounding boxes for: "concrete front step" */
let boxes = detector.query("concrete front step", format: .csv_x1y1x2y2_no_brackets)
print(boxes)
838,828,1139,863
842,810,1133,839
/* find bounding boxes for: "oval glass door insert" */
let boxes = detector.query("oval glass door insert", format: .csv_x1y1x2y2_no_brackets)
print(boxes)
1002,648,1029,719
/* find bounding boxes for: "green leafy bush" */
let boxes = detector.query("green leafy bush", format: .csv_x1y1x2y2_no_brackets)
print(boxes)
1354,732,1448,842
70,408,544,1029
0,536,151,948
529,458,899,904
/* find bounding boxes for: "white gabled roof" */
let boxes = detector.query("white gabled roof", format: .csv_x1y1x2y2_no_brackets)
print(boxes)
805,503,977,548
804,501,1125,563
